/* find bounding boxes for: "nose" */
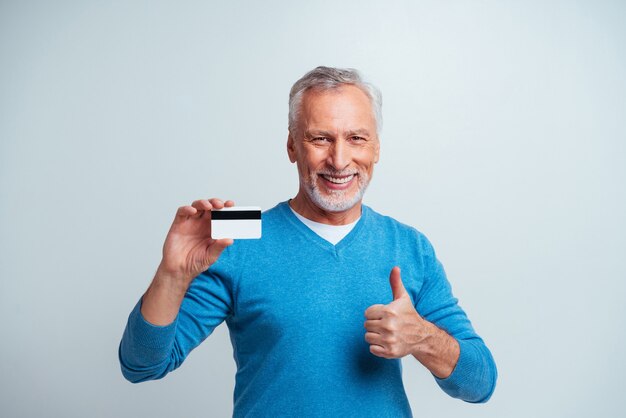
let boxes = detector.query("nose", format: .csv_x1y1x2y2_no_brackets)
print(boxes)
327,139,350,171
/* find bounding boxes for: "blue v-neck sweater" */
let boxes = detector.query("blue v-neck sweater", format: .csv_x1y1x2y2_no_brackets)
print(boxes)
120,202,497,417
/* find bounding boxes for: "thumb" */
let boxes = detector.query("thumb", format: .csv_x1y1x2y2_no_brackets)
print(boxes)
207,238,234,264
389,266,407,301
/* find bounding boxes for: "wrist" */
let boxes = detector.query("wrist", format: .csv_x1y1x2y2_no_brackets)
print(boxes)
410,319,438,357
411,321,459,379
140,268,190,326
154,264,193,294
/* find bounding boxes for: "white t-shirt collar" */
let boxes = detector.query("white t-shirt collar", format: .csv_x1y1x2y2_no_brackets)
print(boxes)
289,206,360,245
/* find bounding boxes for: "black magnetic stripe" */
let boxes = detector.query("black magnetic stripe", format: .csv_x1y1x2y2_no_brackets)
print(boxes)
211,210,261,220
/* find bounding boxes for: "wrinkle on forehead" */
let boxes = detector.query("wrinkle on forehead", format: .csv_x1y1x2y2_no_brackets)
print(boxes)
298,86,377,139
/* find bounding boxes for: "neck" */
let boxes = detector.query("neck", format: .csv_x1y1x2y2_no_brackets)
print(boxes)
289,191,362,225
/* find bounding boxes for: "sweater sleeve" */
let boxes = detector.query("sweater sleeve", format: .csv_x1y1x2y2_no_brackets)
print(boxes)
414,233,497,403
118,258,235,383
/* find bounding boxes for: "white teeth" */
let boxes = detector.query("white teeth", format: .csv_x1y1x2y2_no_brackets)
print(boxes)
322,174,354,184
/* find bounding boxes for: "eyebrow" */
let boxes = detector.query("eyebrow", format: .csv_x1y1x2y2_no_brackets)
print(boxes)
304,130,333,138
345,129,371,137
304,129,371,138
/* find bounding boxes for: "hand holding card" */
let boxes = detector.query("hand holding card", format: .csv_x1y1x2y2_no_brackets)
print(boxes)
211,206,262,239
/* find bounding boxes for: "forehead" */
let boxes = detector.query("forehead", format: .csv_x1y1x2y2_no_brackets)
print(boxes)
300,85,375,128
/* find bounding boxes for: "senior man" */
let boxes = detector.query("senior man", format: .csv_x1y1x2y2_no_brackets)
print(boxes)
119,66,497,417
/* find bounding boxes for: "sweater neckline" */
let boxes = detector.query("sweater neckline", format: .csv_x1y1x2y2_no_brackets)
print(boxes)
277,200,369,255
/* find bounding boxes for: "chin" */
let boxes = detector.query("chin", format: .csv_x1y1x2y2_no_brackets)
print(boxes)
299,171,371,213
308,188,366,213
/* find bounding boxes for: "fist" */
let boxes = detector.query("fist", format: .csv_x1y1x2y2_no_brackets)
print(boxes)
364,267,426,359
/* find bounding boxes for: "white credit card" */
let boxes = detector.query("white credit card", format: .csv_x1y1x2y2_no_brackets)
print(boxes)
211,206,262,239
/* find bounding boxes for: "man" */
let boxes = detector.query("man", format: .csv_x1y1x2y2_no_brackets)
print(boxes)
119,66,497,417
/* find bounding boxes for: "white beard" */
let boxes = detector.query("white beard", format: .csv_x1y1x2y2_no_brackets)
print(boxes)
303,170,370,212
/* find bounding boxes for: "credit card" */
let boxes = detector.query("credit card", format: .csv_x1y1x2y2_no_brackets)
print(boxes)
211,206,262,239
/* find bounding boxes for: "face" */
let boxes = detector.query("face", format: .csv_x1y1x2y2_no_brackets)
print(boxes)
287,85,380,213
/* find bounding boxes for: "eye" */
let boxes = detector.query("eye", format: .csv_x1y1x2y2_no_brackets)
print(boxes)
350,136,366,142
312,137,330,143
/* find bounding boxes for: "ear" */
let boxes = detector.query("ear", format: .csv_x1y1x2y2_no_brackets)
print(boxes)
287,133,297,163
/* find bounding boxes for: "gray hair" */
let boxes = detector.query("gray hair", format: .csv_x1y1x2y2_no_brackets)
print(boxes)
288,66,383,135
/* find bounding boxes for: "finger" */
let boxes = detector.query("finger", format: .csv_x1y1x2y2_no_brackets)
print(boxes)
208,198,225,209
207,238,234,263
364,331,384,345
389,266,408,301
175,205,197,218
364,319,383,333
191,199,213,211
369,344,388,358
213,238,234,250
364,304,386,320
224,200,235,208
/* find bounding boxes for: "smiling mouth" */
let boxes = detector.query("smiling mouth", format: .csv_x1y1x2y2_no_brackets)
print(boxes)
320,173,356,184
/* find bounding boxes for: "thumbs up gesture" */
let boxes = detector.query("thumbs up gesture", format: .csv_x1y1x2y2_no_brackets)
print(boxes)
364,267,426,359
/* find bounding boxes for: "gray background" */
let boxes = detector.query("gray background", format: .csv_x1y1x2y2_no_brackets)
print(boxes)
1,1,625,417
